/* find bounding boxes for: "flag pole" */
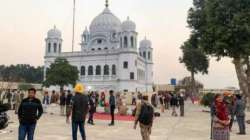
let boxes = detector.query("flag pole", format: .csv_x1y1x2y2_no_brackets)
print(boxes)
72,0,76,52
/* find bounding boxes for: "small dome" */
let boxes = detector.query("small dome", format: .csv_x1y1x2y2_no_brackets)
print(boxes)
140,37,152,48
122,17,136,31
47,26,61,38
89,7,121,34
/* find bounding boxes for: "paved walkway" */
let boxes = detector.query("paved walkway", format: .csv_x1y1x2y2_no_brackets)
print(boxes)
1,102,249,140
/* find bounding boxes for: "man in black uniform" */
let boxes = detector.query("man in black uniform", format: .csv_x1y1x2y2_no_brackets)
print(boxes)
109,90,116,126
18,88,43,140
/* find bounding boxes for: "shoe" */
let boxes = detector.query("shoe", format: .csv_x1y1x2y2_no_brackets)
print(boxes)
237,132,246,135
108,123,114,126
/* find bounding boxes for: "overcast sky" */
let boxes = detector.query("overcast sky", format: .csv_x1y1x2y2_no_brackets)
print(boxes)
0,0,238,89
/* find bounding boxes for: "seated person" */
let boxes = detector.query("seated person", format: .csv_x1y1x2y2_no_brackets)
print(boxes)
118,103,128,116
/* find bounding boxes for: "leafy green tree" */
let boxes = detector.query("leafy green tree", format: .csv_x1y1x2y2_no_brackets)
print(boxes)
43,57,79,91
0,64,43,83
180,36,209,97
187,0,250,101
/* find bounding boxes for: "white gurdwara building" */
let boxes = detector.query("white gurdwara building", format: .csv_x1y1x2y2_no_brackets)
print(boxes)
44,3,153,93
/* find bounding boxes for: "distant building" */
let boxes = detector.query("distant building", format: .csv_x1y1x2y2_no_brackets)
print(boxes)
200,87,240,95
44,1,153,93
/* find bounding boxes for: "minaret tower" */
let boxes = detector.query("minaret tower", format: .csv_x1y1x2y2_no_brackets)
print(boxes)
45,26,62,56
117,11,139,92
121,17,137,50
139,37,153,92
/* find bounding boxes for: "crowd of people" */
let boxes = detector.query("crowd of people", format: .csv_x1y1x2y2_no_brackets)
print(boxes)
0,90,25,114
1,86,248,140
210,94,247,140
3,85,159,140
151,92,186,117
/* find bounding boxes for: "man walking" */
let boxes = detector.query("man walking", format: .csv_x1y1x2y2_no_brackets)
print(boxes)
67,84,89,140
42,91,50,113
170,93,178,117
178,93,185,117
6,90,12,107
109,90,116,126
134,94,154,140
235,94,246,135
88,92,96,125
18,88,43,140
66,90,73,119
15,91,22,114
164,92,170,110
59,92,66,116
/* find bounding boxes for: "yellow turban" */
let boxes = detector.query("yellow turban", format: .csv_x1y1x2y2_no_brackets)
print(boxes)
74,83,85,94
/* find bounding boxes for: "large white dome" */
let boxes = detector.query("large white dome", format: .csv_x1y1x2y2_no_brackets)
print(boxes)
47,26,61,38
89,8,121,34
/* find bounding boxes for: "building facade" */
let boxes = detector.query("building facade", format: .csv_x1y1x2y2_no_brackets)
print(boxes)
44,3,153,93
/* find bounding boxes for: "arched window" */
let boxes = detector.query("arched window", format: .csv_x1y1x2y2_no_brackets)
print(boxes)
81,66,85,76
53,43,57,52
123,61,128,69
112,65,116,75
124,36,128,48
148,52,151,60
143,51,146,58
97,39,102,44
120,37,122,48
135,37,137,48
48,43,51,52
130,72,135,80
130,36,134,48
88,66,93,75
104,65,109,75
96,65,101,75
59,44,61,52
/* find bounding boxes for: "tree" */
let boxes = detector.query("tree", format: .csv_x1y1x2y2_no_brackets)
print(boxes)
177,76,204,97
187,0,250,103
43,57,79,91
0,64,43,84
180,35,209,97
